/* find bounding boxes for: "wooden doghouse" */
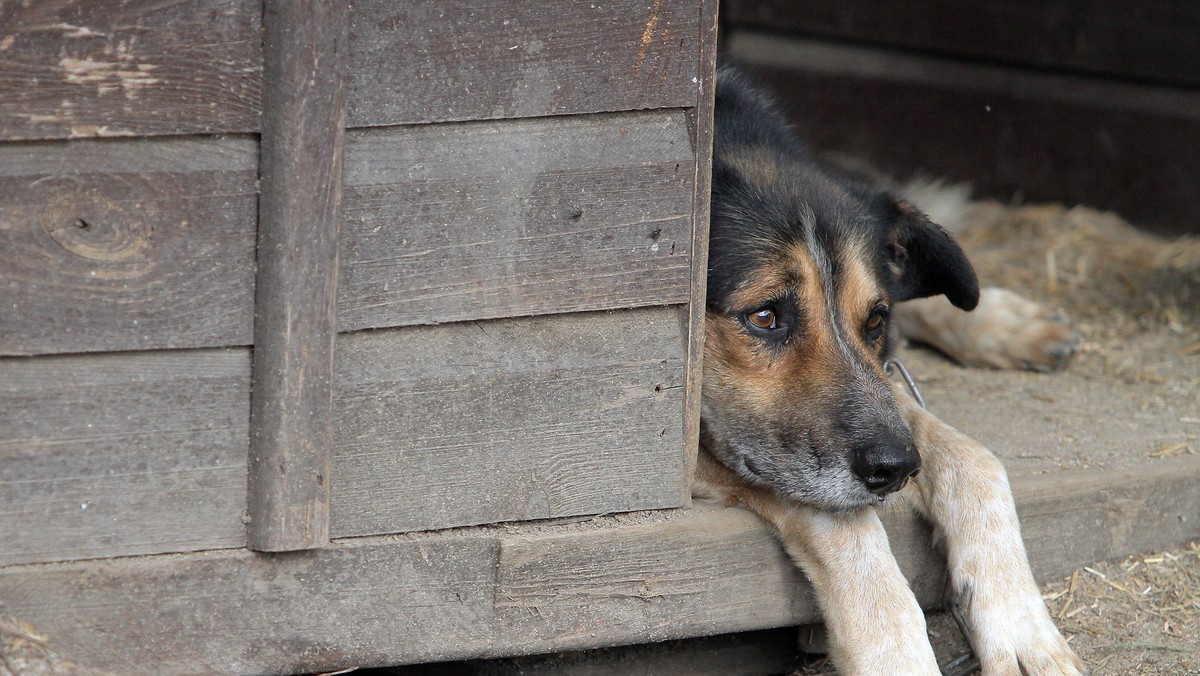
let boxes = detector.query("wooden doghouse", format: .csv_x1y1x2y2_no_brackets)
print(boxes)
0,1,752,673
4,2,1200,674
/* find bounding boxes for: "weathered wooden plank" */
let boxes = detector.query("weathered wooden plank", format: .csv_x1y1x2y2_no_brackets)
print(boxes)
1,455,1197,673
0,136,258,356
0,348,250,567
246,0,347,553
727,32,1200,236
337,110,696,332
493,501,944,652
0,0,261,140
0,536,500,675
331,307,688,537
681,0,720,500
347,0,701,128
725,0,1200,87
1014,459,1200,583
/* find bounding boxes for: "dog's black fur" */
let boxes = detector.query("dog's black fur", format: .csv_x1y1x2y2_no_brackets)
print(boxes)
701,64,981,511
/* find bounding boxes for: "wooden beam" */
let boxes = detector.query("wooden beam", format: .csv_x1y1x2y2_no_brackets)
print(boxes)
681,0,720,499
4,456,1195,674
725,0,1200,88
247,0,348,552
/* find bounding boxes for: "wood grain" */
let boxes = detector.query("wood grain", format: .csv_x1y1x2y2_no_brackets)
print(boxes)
331,307,688,537
337,110,696,332
347,0,701,127
0,0,261,140
727,32,1200,236
726,0,1200,87
0,348,250,567
0,535,500,674
247,0,348,552
0,136,258,356
1014,460,1200,583
1,455,1197,673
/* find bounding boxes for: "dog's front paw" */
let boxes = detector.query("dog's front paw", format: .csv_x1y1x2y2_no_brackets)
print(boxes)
953,579,1084,676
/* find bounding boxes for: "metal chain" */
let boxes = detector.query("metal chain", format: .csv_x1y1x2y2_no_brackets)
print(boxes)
883,357,927,410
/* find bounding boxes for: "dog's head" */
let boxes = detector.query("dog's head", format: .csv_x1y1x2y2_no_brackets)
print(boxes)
703,144,979,511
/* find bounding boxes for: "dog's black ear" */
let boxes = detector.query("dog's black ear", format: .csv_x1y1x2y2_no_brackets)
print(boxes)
875,194,980,311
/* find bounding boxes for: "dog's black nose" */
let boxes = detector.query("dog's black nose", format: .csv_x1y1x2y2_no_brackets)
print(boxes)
851,444,921,495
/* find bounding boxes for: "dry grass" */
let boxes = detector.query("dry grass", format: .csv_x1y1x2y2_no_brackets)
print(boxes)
955,201,1200,387
1042,541,1200,674
957,202,1200,329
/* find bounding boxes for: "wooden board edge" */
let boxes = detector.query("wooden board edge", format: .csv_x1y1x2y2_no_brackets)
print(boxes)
246,0,348,552
680,0,719,505
1013,454,1200,582
721,0,1200,89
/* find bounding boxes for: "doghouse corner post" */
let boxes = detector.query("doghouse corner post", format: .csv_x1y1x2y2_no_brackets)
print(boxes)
247,0,349,552
681,0,720,499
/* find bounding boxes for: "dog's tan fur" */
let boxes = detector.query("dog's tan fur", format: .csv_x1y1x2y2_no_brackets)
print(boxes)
695,301,1086,674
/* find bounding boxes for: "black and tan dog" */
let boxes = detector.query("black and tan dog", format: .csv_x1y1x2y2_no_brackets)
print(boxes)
694,65,1085,674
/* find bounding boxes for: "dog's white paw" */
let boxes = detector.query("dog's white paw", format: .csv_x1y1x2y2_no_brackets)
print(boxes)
898,287,1080,373
954,579,1084,676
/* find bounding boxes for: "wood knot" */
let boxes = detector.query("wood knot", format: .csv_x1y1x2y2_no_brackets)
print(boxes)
40,190,151,261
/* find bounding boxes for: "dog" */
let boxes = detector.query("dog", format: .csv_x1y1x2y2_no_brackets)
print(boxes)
693,64,1086,675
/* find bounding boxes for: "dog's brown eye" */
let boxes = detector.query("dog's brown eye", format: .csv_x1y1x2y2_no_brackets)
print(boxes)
748,308,777,330
865,307,889,340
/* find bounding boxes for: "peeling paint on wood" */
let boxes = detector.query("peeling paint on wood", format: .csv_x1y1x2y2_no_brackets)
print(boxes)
0,0,261,140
